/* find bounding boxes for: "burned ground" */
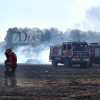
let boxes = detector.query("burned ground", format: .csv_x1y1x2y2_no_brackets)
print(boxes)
0,65,100,100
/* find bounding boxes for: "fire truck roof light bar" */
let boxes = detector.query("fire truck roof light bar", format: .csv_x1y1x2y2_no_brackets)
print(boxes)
90,43,99,45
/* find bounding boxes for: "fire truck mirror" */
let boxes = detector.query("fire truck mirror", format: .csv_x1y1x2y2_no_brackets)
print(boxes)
63,45,66,50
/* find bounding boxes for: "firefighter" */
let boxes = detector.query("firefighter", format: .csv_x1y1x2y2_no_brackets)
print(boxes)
4,48,17,87
4,52,13,86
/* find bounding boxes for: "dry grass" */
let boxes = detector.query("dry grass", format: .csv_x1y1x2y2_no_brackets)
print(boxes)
0,65,100,99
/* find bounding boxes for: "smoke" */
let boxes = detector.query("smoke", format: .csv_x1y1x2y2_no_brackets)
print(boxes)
1,27,100,64
0,41,7,63
74,6,100,32
5,30,100,64
13,45,50,64
65,29,100,43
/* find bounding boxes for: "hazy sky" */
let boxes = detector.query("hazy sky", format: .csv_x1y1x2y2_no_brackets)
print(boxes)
0,0,100,42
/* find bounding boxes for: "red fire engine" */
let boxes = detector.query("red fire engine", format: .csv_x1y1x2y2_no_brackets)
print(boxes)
49,41,90,68
89,43,100,67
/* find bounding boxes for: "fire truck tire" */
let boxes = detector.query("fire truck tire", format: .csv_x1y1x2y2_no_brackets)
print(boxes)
84,63,88,68
64,58,70,68
88,58,93,67
52,58,57,67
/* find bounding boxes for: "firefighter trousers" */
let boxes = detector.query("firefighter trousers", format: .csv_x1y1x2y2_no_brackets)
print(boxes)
4,67,17,86
4,70,12,84
11,67,17,86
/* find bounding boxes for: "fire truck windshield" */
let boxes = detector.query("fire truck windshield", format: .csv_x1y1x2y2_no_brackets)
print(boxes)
72,44,89,51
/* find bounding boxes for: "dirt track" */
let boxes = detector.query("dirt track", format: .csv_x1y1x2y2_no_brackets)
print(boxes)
0,64,100,100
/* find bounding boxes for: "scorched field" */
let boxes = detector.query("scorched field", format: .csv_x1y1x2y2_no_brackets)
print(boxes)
0,64,100,100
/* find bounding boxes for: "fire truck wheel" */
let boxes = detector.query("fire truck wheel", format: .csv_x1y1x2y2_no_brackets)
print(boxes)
88,62,93,67
52,58,57,67
84,63,88,68
64,58,69,68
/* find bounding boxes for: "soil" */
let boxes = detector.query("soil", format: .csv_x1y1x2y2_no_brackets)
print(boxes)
0,64,100,100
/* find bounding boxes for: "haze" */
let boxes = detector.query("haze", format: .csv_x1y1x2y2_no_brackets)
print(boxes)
0,0,100,42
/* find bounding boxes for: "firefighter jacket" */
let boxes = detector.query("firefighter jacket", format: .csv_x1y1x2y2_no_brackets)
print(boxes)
9,52,17,68
5,57,12,71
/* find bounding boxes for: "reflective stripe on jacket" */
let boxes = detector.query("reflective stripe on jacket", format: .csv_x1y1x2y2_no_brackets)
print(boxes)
5,58,12,68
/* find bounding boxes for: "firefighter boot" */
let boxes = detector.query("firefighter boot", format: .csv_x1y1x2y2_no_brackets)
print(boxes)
12,79,17,87
14,79,17,86
10,78,16,87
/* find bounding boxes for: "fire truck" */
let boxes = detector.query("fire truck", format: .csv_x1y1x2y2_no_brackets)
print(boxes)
49,41,90,68
88,43,100,67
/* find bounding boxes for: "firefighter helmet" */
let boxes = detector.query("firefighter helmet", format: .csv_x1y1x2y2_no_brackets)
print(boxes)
5,48,12,55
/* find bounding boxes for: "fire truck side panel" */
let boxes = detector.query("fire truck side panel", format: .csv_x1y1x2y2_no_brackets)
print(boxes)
49,45,62,62
90,45,100,64
62,43,72,57
95,48,100,56
62,43,67,57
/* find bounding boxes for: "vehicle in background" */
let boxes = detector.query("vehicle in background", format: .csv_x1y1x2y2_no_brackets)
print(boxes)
49,41,90,68
89,43,100,67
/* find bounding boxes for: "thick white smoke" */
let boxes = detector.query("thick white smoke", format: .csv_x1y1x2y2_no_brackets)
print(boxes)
0,39,51,64
13,45,51,64
0,41,7,63
0,44,51,64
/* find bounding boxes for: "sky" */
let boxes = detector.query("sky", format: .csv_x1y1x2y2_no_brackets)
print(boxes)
0,0,100,42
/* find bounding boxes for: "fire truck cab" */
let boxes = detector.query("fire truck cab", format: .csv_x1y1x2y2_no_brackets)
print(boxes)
49,41,90,68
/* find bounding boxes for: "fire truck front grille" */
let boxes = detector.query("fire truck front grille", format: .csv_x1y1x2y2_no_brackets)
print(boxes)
78,53,84,57
73,52,89,58
78,57,84,59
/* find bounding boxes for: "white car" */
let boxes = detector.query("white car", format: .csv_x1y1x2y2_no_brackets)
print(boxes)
26,59,45,64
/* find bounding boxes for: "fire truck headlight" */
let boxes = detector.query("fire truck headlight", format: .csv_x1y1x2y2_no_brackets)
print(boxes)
72,58,75,60
86,58,89,61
